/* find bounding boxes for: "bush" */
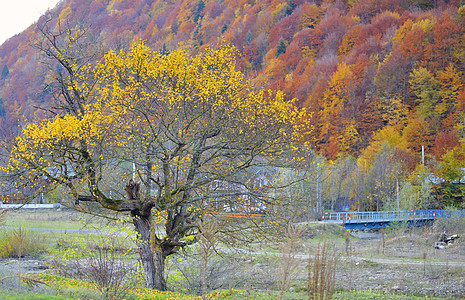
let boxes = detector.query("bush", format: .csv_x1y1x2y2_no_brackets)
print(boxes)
53,235,140,300
0,227,45,258
168,251,244,295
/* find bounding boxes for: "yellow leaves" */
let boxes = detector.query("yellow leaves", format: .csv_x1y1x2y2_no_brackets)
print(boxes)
58,6,72,24
393,19,413,46
412,18,436,34
107,0,123,14
9,40,312,199
301,3,323,29
320,61,353,138
339,123,359,151
153,210,168,224
393,17,436,47
339,25,364,56
271,2,289,22
373,11,400,22
378,96,407,126
7,101,116,178
436,63,463,116
357,126,407,169
301,46,316,66
22,110,107,143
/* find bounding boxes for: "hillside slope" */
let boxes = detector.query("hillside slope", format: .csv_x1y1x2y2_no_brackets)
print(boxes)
1,0,464,163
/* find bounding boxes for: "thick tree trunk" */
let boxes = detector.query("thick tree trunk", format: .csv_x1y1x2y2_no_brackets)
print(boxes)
126,179,167,290
132,212,167,291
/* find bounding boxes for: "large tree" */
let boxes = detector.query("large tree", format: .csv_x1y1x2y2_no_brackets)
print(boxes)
3,25,310,290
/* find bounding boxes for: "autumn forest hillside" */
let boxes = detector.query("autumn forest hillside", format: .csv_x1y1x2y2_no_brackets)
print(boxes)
2,0,465,209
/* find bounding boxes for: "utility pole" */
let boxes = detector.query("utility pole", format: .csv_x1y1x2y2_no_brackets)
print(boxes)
316,163,322,213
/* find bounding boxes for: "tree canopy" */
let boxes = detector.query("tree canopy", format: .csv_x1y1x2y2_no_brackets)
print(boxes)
3,34,310,290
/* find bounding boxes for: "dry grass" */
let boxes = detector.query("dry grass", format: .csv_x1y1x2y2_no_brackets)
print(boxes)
307,240,337,300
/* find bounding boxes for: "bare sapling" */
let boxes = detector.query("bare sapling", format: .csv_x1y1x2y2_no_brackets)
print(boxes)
379,228,385,255
197,219,219,300
307,240,338,300
87,237,133,299
278,223,303,300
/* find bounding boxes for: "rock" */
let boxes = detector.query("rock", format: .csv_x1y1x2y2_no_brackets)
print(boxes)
434,242,447,249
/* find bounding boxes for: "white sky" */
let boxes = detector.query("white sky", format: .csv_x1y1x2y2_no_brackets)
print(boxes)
0,0,61,45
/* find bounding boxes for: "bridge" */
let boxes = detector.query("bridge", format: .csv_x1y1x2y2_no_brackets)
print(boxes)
320,210,465,230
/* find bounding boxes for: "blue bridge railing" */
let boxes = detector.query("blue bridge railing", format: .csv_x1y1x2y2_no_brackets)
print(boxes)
320,210,465,229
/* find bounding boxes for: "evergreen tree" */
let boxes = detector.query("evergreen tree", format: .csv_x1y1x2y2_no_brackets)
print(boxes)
1,65,8,79
193,20,203,48
276,37,287,57
246,30,253,45
285,0,295,15
0,98,5,117
194,0,205,24
221,24,228,34
160,43,169,56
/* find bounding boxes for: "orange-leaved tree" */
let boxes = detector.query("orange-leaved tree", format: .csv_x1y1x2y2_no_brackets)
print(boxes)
4,24,310,291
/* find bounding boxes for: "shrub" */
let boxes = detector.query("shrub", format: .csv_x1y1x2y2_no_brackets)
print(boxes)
53,235,140,300
168,251,243,295
0,226,45,258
